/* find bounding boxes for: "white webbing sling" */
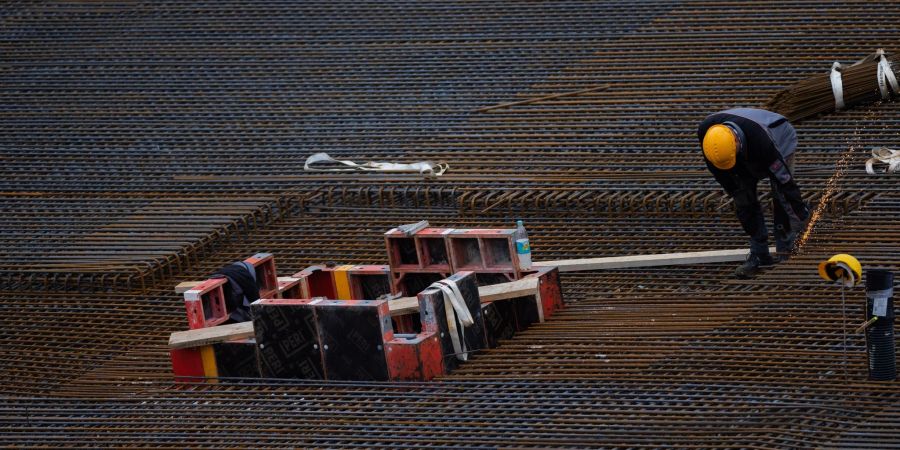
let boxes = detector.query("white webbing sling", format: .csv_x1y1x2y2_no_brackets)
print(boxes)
304,152,448,178
429,279,475,361
866,147,900,175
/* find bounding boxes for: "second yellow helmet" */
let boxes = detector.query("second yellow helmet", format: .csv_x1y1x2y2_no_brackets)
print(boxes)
702,124,740,170
818,253,862,286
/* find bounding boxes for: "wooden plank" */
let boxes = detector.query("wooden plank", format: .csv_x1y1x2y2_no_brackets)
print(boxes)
175,247,761,293
387,296,419,315
176,276,537,302
386,277,539,315
175,281,202,294
533,247,776,273
168,321,255,349
478,277,539,302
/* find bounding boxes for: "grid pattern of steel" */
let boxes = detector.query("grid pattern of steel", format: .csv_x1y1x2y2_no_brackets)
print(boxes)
0,196,293,290
2,0,900,448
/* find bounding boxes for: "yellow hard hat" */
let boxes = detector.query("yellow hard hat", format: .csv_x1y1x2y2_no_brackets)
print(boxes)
818,254,862,286
702,124,739,170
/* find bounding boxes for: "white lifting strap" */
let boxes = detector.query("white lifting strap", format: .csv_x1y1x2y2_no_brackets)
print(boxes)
430,279,475,361
866,147,900,175
875,49,900,100
304,152,449,178
830,62,845,110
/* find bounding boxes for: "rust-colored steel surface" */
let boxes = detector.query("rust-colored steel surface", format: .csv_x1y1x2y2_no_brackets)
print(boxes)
2,0,900,448
0,196,297,290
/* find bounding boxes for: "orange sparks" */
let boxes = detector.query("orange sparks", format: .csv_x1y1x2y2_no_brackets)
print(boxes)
794,111,873,253
794,148,852,251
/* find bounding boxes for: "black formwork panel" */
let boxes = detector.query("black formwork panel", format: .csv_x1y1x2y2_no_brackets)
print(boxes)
419,286,458,374
511,296,541,331
418,271,486,372
482,301,517,348
251,299,325,379
212,340,260,378
314,299,393,381
452,271,487,353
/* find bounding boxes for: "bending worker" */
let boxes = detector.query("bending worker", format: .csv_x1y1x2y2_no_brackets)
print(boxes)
699,108,810,278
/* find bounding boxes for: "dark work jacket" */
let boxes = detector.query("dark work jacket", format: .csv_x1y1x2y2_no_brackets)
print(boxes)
697,108,797,194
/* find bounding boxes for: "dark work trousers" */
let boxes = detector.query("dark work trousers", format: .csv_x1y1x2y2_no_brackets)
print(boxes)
733,155,797,256
769,155,797,248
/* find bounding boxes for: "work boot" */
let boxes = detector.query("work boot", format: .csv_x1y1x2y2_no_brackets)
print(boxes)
735,253,775,279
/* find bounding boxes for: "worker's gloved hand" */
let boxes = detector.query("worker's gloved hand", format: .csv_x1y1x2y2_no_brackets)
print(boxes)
796,200,811,222
789,201,811,233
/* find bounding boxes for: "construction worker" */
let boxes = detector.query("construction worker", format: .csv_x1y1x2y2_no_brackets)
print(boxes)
699,108,810,278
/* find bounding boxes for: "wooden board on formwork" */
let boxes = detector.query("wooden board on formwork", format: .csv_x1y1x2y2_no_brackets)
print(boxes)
533,247,777,273
175,281,202,294
169,321,255,349
388,277,539,315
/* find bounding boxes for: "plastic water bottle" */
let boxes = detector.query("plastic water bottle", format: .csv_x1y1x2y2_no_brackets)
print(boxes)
515,220,532,270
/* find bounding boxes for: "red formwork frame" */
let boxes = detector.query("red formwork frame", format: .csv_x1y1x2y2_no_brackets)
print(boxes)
292,265,337,299
385,227,454,272
277,276,303,299
170,347,206,382
385,227,454,296
522,266,565,321
445,228,521,280
386,227,528,335
386,227,522,291
291,264,392,301
345,265,391,300
385,331,444,381
244,252,279,299
316,265,388,301
183,277,229,330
